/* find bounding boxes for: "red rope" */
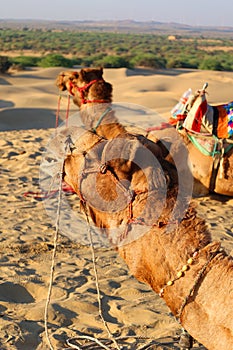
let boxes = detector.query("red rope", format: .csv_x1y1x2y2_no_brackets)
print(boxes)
78,79,100,105
146,122,172,132
23,182,76,200
68,78,109,105
65,94,71,127
23,93,72,199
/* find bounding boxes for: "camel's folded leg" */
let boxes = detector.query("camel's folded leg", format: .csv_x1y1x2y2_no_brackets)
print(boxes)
179,328,193,350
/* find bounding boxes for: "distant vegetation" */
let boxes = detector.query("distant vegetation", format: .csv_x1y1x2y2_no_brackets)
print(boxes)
0,28,233,73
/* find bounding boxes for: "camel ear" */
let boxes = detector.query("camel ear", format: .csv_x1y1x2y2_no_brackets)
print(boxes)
97,67,103,78
79,67,104,82
79,68,87,81
71,71,79,79
55,72,66,90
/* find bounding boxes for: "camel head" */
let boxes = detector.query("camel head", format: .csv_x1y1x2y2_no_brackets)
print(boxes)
55,67,112,107
55,70,79,92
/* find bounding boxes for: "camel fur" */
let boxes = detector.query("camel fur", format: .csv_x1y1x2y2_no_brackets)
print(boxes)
55,68,233,349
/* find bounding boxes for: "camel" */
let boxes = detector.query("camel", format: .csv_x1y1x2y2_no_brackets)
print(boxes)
55,68,233,349
149,84,233,197
55,68,170,158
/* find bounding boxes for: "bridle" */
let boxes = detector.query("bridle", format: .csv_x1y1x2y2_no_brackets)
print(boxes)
67,78,109,105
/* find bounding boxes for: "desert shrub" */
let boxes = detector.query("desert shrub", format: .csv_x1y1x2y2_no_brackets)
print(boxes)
198,57,224,71
10,56,39,67
95,55,131,68
78,53,106,67
70,57,82,66
166,57,198,69
213,52,233,71
0,56,12,73
130,54,166,69
38,54,73,68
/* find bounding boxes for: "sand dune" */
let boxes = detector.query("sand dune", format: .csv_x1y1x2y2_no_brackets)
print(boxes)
0,67,232,349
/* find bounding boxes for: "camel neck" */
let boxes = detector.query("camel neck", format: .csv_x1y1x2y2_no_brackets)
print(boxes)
80,104,127,139
160,240,221,319
92,106,113,133
118,206,217,318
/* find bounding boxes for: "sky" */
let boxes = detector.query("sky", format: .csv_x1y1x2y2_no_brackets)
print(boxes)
0,0,233,27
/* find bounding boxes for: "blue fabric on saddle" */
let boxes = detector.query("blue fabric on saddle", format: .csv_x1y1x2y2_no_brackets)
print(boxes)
173,90,233,139
215,101,233,139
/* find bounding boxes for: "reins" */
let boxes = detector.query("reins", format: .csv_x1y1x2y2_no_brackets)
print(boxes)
23,93,74,200
42,102,123,349
68,78,109,105
56,92,71,130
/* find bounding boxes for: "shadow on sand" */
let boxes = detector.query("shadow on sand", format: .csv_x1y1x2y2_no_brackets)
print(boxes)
0,108,62,131
0,99,14,109
125,68,197,77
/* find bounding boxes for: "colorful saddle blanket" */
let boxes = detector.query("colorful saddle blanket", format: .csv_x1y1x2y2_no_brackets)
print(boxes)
183,100,233,139
215,102,233,138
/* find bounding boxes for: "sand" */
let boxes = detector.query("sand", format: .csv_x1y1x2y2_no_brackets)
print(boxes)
0,66,233,350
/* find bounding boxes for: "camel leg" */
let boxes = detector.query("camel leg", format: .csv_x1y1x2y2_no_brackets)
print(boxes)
179,328,193,349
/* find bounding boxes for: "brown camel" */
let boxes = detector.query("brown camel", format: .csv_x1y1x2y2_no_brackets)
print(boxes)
56,67,170,159
179,129,233,196
147,126,233,197
55,68,233,350
156,84,233,197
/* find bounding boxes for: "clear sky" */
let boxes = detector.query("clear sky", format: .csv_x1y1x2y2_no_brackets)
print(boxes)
0,0,233,27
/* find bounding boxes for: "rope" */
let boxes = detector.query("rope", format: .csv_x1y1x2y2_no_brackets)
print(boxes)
186,133,221,157
44,136,74,349
92,107,112,133
66,335,174,349
23,182,75,200
44,151,65,350
43,93,193,349
66,204,121,350
55,94,61,131
23,92,74,200
42,133,121,349
66,335,113,349
146,122,173,132
65,94,71,128
225,143,233,154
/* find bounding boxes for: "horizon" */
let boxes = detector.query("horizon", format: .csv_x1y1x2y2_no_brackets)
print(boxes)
1,0,233,28
1,18,233,29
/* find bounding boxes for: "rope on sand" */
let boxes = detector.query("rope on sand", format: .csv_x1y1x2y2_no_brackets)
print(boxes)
44,154,64,350
43,135,121,350
68,205,122,350
42,146,180,350
65,204,122,349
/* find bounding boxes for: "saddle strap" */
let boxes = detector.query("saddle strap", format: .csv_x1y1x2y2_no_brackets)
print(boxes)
212,106,219,137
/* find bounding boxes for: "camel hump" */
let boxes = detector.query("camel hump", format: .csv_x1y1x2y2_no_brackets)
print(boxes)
77,135,167,214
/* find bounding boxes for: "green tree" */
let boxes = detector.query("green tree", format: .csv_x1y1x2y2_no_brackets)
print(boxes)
0,56,12,73
130,54,166,69
198,57,223,71
96,55,131,68
11,56,39,68
38,54,73,68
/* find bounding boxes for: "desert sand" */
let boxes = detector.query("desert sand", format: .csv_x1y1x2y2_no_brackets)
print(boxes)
0,66,233,350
